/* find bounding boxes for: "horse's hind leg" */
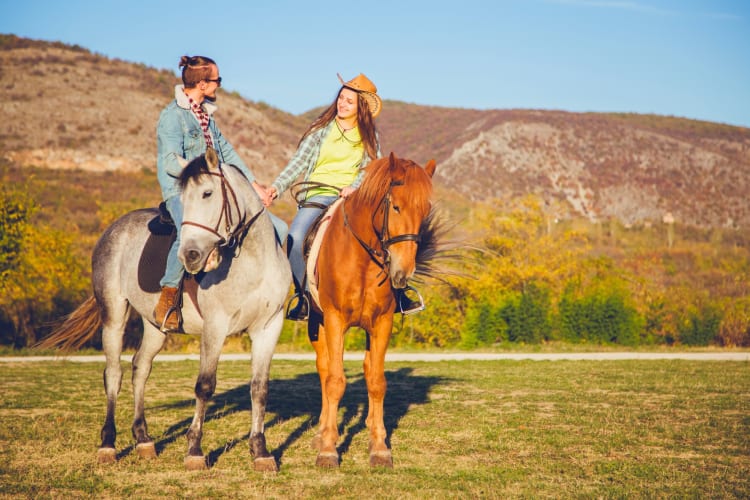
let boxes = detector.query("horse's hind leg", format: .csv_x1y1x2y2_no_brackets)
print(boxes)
308,313,330,452
247,312,284,472
314,315,347,468
130,320,166,459
98,298,130,464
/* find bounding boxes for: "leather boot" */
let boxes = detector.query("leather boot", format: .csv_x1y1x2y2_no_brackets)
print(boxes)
154,286,180,332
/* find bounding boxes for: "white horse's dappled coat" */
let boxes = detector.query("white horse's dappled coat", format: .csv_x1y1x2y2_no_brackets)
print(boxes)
42,149,291,471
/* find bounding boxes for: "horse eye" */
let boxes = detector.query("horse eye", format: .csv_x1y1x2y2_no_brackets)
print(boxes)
202,190,213,199
392,205,401,214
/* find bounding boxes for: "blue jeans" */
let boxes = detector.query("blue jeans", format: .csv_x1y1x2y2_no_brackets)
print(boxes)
287,195,337,291
160,196,184,288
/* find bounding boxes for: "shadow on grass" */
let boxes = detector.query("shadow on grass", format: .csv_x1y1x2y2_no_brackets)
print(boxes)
117,367,448,467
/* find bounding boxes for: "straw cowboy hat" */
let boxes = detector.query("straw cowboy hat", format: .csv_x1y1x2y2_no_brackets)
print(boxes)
338,73,382,118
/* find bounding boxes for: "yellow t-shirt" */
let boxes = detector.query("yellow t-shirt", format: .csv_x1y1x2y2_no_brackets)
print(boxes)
307,121,364,198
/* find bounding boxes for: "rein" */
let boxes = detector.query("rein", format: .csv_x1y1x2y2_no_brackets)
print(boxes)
181,166,265,250
342,181,422,283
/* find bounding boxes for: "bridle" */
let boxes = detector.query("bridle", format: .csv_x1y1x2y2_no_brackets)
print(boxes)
343,181,422,281
181,165,265,250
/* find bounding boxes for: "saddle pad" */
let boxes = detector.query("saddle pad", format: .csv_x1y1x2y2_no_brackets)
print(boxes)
306,198,344,311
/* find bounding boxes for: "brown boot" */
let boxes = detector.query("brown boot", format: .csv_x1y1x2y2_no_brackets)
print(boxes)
154,286,180,332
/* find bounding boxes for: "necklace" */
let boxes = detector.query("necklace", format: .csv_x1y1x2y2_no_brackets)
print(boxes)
335,119,361,145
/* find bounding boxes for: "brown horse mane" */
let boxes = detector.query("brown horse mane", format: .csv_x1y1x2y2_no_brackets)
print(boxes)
354,156,467,284
356,156,433,215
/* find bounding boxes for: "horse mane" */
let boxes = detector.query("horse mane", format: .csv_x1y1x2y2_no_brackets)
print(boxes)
178,155,210,190
357,157,433,215
178,155,248,191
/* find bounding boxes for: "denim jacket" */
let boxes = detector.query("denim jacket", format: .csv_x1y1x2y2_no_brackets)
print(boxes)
157,85,256,201
271,120,379,197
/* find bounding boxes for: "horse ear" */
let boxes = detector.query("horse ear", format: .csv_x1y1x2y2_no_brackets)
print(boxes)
205,147,219,171
177,155,188,169
424,159,436,178
388,152,406,182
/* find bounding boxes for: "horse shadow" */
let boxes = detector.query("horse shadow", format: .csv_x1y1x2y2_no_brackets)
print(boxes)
118,366,448,467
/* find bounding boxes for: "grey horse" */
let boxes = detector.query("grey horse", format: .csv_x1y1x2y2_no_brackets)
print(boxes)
39,148,291,471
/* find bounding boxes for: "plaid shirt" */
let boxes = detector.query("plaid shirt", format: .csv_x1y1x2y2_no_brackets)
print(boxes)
271,120,379,197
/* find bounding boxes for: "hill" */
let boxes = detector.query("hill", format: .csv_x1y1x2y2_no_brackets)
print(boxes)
3,34,750,227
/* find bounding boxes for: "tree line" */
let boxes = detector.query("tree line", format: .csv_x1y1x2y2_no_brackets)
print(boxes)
2,184,749,350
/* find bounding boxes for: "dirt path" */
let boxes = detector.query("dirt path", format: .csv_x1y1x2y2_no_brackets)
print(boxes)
2,352,748,363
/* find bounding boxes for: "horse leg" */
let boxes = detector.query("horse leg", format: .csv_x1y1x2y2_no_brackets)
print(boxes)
247,312,284,472
97,299,130,464
184,329,226,470
315,315,347,468
130,320,166,459
363,316,394,468
308,314,329,452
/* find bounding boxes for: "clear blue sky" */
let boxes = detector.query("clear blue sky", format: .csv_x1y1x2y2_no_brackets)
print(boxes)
4,0,749,127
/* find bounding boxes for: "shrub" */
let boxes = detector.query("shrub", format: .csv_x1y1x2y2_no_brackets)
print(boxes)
679,304,721,346
502,284,552,343
460,297,508,348
558,282,643,345
718,298,750,347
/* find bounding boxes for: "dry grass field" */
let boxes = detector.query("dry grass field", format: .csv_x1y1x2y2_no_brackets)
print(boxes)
1,358,748,498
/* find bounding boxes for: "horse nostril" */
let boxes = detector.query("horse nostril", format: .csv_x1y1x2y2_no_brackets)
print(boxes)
186,249,201,264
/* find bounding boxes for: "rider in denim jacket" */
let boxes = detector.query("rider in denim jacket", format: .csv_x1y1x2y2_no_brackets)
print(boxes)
154,55,280,331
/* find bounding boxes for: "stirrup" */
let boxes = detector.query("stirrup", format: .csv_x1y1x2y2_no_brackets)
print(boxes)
398,285,425,315
159,303,182,332
285,292,310,321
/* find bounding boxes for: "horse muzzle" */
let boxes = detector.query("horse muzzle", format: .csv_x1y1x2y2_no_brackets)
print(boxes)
388,252,416,289
179,243,222,274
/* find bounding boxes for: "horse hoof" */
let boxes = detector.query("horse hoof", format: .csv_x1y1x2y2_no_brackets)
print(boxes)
253,456,278,473
315,451,339,468
310,433,321,450
184,455,207,471
369,450,393,468
136,442,157,459
97,447,117,464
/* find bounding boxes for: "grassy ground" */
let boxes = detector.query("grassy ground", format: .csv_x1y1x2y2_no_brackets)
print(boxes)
1,358,748,498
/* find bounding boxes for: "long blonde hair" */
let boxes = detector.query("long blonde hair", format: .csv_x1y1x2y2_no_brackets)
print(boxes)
300,88,379,160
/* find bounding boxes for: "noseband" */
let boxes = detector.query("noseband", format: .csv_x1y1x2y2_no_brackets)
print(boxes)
181,166,264,250
343,181,422,276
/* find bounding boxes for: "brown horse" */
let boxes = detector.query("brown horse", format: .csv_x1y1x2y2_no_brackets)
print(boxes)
307,153,436,468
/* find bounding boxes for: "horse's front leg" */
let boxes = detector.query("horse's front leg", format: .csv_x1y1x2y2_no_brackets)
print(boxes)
363,314,394,468
130,322,166,459
247,312,284,472
184,329,226,471
315,315,347,468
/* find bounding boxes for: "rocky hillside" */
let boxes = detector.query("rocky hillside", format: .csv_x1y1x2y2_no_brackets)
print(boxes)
1,35,306,182
378,104,750,227
4,35,750,228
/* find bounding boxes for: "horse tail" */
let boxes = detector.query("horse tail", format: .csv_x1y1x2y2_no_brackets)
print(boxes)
36,296,102,351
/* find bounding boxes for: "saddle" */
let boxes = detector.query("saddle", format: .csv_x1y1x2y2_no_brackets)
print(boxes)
303,198,344,311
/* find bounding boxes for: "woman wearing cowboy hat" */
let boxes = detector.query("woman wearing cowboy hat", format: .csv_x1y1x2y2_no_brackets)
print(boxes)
266,73,422,320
